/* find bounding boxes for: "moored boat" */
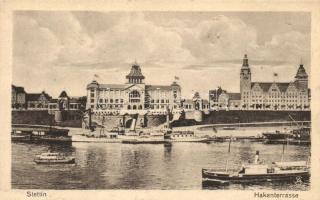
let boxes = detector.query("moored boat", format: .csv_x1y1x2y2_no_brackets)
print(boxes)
262,130,292,140
11,133,32,142
165,131,210,142
292,127,310,141
34,152,75,164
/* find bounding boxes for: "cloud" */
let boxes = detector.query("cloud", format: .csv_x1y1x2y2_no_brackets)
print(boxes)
13,13,61,65
12,11,310,98
258,31,310,64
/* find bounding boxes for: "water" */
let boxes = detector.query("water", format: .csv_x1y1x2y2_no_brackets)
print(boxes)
12,141,310,190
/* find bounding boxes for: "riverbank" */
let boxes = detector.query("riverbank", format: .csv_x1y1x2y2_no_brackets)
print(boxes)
12,110,311,129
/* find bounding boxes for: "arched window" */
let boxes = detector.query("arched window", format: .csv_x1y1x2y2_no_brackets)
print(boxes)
129,90,140,103
128,105,131,110
133,105,137,110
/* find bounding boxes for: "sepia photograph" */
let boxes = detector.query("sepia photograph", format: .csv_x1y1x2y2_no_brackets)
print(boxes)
9,10,313,191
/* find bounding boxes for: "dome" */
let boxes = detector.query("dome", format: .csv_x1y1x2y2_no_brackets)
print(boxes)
126,64,145,79
87,80,99,89
170,81,180,87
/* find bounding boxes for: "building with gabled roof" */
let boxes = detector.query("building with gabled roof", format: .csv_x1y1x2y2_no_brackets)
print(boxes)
240,54,309,110
26,91,52,110
86,63,182,113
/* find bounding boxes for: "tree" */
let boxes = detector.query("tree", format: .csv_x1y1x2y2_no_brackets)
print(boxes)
78,96,87,111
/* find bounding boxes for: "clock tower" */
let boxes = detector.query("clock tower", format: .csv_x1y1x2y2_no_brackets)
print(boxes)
240,54,251,107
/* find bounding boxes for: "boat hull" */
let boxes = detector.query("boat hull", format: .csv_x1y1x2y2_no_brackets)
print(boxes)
122,139,168,144
202,169,310,185
34,158,75,164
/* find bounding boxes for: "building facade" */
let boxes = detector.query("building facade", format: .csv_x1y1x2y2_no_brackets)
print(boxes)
48,91,82,113
86,63,182,113
12,85,27,109
209,87,241,110
26,91,52,110
240,54,310,110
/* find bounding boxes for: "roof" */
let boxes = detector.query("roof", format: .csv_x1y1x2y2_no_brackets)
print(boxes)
276,83,290,93
12,85,26,93
59,91,69,98
69,98,80,103
27,94,40,101
251,82,293,93
27,91,51,101
87,80,99,89
126,64,145,79
145,85,173,91
99,84,127,89
251,82,272,92
228,93,241,100
295,64,308,79
170,81,180,87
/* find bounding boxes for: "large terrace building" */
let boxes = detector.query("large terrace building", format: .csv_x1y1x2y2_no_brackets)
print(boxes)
86,63,182,112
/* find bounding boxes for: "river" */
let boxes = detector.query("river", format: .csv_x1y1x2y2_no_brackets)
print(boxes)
12,136,310,190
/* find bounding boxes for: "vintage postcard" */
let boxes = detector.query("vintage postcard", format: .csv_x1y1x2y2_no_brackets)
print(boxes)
1,0,320,200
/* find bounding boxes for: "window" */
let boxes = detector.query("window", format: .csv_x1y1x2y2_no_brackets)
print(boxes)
129,90,141,103
110,99,113,103
90,93,94,98
120,99,124,103
115,99,119,103
90,99,94,103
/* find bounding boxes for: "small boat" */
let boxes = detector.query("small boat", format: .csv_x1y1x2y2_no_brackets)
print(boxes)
34,152,75,164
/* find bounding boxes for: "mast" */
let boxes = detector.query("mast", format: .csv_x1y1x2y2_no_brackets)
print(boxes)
281,136,289,162
225,137,232,172
88,108,92,131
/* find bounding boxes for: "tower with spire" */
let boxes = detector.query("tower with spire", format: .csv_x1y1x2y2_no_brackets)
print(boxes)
240,54,252,106
294,63,308,90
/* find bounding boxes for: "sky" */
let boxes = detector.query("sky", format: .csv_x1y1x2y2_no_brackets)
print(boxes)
13,11,311,99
